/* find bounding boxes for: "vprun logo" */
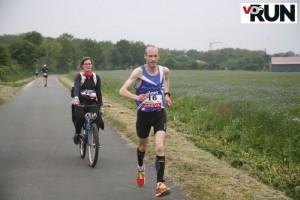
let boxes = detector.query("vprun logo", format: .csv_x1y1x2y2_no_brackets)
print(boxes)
241,3,297,23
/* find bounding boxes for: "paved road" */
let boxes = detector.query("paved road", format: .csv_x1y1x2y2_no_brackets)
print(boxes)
0,76,190,200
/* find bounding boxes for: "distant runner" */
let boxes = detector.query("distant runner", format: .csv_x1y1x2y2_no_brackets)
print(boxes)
41,64,49,87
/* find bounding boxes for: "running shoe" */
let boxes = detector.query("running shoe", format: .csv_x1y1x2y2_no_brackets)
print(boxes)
137,165,145,187
155,182,171,197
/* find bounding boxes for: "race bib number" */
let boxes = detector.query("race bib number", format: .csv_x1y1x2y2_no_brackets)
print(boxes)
43,73,47,76
81,90,97,100
142,94,162,108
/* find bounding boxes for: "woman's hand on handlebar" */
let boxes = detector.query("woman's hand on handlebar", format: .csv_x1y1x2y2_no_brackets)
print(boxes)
99,106,103,115
71,98,80,105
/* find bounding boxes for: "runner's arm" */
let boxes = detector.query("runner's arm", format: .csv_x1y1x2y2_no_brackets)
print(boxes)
119,67,148,102
163,67,171,106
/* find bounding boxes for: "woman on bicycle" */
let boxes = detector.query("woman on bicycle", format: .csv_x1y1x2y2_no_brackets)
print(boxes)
71,57,104,145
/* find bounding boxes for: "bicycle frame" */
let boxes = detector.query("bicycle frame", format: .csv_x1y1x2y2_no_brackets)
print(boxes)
83,111,97,143
77,104,100,167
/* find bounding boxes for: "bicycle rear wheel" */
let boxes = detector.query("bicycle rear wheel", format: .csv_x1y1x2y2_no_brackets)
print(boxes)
88,123,99,167
79,129,86,158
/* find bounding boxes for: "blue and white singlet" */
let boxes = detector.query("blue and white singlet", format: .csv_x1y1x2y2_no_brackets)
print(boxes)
135,65,165,112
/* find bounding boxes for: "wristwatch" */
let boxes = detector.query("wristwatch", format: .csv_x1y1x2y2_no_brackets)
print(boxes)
164,92,170,97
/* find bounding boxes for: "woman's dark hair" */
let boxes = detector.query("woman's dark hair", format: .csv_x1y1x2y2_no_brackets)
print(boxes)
79,57,93,69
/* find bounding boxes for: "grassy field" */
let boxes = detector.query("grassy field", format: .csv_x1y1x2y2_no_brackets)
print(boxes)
97,70,300,199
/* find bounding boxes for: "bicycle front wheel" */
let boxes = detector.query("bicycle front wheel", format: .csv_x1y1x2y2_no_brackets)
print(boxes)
88,123,99,167
79,129,86,158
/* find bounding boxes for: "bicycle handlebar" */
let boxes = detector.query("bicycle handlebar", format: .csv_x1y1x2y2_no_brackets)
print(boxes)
75,104,98,108
74,104,110,108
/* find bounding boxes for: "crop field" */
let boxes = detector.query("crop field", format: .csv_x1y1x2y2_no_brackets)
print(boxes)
97,70,300,199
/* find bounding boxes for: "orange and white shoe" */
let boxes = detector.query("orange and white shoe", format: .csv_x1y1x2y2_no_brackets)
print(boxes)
155,182,171,197
136,165,145,187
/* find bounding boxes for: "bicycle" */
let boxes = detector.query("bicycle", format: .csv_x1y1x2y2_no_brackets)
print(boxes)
76,104,100,167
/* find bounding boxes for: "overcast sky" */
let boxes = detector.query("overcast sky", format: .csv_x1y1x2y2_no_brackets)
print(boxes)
0,0,299,54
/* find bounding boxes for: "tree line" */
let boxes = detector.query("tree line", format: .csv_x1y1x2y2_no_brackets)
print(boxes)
0,31,297,81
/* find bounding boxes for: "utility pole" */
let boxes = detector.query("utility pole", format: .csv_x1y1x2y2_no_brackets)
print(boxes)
209,41,222,51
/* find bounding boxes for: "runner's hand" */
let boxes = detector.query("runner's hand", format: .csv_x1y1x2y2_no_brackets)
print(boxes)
165,96,171,106
138,93,149,101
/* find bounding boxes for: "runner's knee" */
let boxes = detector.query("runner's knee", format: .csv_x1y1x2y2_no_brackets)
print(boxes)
155,144,164,155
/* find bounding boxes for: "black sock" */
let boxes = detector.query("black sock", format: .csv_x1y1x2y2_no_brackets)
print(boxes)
137,148,145,167
155,155,165,183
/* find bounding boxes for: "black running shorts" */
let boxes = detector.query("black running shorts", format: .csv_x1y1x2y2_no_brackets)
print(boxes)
136,109,167,139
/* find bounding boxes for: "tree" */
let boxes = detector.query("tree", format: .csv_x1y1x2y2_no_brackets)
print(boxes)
99,41,113,70
0,44,11,66
0,34,22,45
40,40,62,71
189,60,199,70
93,44,105,70
9,41,37,69
23,31,43,46
1,32,276,73
115,39,132,69
130,41,146,66
77,39,104,70
186,49,201,60
111,47,122,69
78,38,98,58
273,51,296,57
56,33,78,72
164,56,177,69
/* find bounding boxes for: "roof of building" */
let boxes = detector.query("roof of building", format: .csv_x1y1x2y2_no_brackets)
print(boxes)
196,59,207,64
271,56,300,64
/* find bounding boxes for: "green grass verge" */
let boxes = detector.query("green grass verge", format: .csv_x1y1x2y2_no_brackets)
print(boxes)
97,70,300,199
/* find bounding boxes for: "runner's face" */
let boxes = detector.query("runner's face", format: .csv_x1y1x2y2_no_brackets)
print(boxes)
82,60,93,72
144,47,159,67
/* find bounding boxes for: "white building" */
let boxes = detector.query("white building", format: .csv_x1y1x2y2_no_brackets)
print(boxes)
271,57,300,72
